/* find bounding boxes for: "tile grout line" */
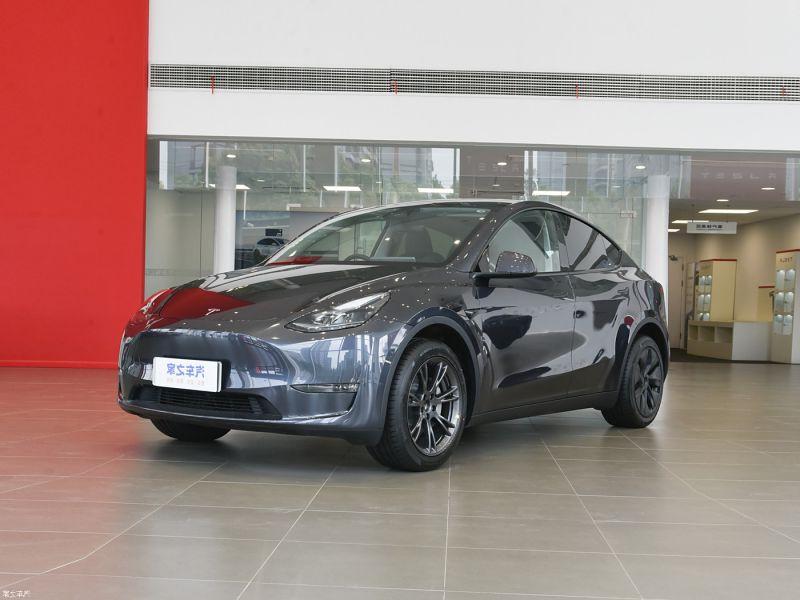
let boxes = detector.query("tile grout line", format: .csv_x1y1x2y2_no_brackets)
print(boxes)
543,441,644,600
620,433,800,548
0,460,231,591
442,459,452,599
234,463,341,600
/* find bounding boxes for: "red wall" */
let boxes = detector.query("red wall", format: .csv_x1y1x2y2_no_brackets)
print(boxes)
1,1,149,368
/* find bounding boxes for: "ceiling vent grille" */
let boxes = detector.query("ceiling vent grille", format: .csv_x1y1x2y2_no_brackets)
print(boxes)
150,64,800,102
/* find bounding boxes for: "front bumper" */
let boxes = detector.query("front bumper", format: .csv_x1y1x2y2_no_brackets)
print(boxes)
118,319,404,444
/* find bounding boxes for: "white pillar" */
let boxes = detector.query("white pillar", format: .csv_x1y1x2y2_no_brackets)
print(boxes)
213,165,237,274
644,174,670,303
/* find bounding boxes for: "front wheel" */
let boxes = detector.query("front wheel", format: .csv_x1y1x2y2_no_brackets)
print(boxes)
367,339,467,471
151,419,230,442
602,336,664,428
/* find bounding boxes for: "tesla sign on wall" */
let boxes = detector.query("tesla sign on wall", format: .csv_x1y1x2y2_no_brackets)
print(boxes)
687,221,738,234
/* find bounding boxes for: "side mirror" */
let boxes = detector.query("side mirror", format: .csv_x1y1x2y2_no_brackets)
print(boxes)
473,251,537,286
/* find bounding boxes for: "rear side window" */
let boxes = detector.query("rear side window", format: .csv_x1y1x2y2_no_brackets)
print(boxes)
553,213,619,271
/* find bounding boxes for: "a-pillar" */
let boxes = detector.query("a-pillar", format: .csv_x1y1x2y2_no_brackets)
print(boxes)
213,165,237,274
644,174,670,307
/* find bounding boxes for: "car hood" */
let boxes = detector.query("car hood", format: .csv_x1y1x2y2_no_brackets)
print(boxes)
154,262,418,327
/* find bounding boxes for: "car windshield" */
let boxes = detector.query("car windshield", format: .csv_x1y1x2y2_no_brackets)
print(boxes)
267,203,499,266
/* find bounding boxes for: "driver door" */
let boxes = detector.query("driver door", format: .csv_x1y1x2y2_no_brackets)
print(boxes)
473,209,575,409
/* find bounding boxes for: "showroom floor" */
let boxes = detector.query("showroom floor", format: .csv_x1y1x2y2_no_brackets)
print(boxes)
0,363,799,599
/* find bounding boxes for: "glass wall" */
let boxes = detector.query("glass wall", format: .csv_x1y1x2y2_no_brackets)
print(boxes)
144,140,687,296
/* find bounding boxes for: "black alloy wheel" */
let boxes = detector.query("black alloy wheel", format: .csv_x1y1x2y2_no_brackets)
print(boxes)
602,336,664,428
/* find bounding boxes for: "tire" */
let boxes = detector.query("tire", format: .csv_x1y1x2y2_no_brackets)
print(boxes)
602,335,665,428
367,339,468,471
151,419,230,442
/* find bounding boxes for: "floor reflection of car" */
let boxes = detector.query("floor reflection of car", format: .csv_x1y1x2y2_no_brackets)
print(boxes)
253,236,286,263
118,200,669,471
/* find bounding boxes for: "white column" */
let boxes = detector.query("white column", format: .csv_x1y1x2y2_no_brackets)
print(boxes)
213,165,237,274
644,174,670,304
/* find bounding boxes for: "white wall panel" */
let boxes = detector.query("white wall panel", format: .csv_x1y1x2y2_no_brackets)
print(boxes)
148,90,800,151
150,0,799,76
148,0,800,150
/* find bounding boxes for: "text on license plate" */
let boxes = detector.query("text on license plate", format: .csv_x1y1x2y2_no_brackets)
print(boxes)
152,357,222,392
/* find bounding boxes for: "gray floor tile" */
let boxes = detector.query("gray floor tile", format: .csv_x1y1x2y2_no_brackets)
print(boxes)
23,573,244,600
129,504,300,540
450,464,572,494
447,515,609,552
291,510,446,546
257,541,444,589
82,458,223,480
568,474,698,498
599,521,800,557
0,499,155,533
445,547,637,597
0,456,109,477
720,499,800,527
60,534,277,581
688,478,800,501
310,485,448,515
556,458,671,479
620,554,800,600
241,583,442,600
582,495,749,524
449,490,589,521
0,531,112,572
446,594,613,600
170,481,318,510
666,462,800,481
0,476,190,504
546,445,654,461
648,448,780,465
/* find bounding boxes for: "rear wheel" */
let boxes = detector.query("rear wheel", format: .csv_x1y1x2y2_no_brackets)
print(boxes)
602,336,664,428
151,419,230,442
367,339,467,471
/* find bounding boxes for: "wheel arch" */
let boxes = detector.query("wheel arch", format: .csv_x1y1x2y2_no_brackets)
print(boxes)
379,310,483,428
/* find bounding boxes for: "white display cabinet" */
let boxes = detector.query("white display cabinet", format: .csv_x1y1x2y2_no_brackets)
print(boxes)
770,249,800,364
693,259,737,322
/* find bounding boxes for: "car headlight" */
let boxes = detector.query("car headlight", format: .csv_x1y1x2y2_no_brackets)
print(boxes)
287,292,390,332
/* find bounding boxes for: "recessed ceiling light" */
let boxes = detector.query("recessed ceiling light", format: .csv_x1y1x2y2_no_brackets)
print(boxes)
323,185,362,192
256,178,265,182
672,219,709,224
360,158,372,163
496,161,508,166
532,190,570,197
635,164,646,170
699,208,758,214
761,186,775,191
236,184,250,190
226,153,237,158
418,187,454,194
716,198,729,202
668,228,680,233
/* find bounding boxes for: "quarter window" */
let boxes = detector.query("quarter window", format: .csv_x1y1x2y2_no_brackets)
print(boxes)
554,214,618,271
480,210,562,273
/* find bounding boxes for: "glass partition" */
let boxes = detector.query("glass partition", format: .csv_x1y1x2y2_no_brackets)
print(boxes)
145,139,691,295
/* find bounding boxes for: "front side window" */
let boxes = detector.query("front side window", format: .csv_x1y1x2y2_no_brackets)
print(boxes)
480,210,562,273
553,213,618,271
268,203,497,265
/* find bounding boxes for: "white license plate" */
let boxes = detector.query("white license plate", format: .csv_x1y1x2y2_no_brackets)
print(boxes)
152,357,222,393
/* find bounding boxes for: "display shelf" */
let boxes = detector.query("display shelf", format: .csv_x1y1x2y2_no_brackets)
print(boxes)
770,249,800,364
693,259,737,322
687,320,770,361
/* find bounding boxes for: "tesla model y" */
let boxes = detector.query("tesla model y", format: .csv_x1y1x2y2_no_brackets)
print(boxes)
118,200,668,470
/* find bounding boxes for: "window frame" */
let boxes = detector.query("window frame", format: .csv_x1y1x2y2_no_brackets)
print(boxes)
473,208,568,276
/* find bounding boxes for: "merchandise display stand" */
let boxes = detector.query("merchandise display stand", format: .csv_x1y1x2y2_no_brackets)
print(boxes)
770,249,800,364
693,259,737,321
687,258,771,360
